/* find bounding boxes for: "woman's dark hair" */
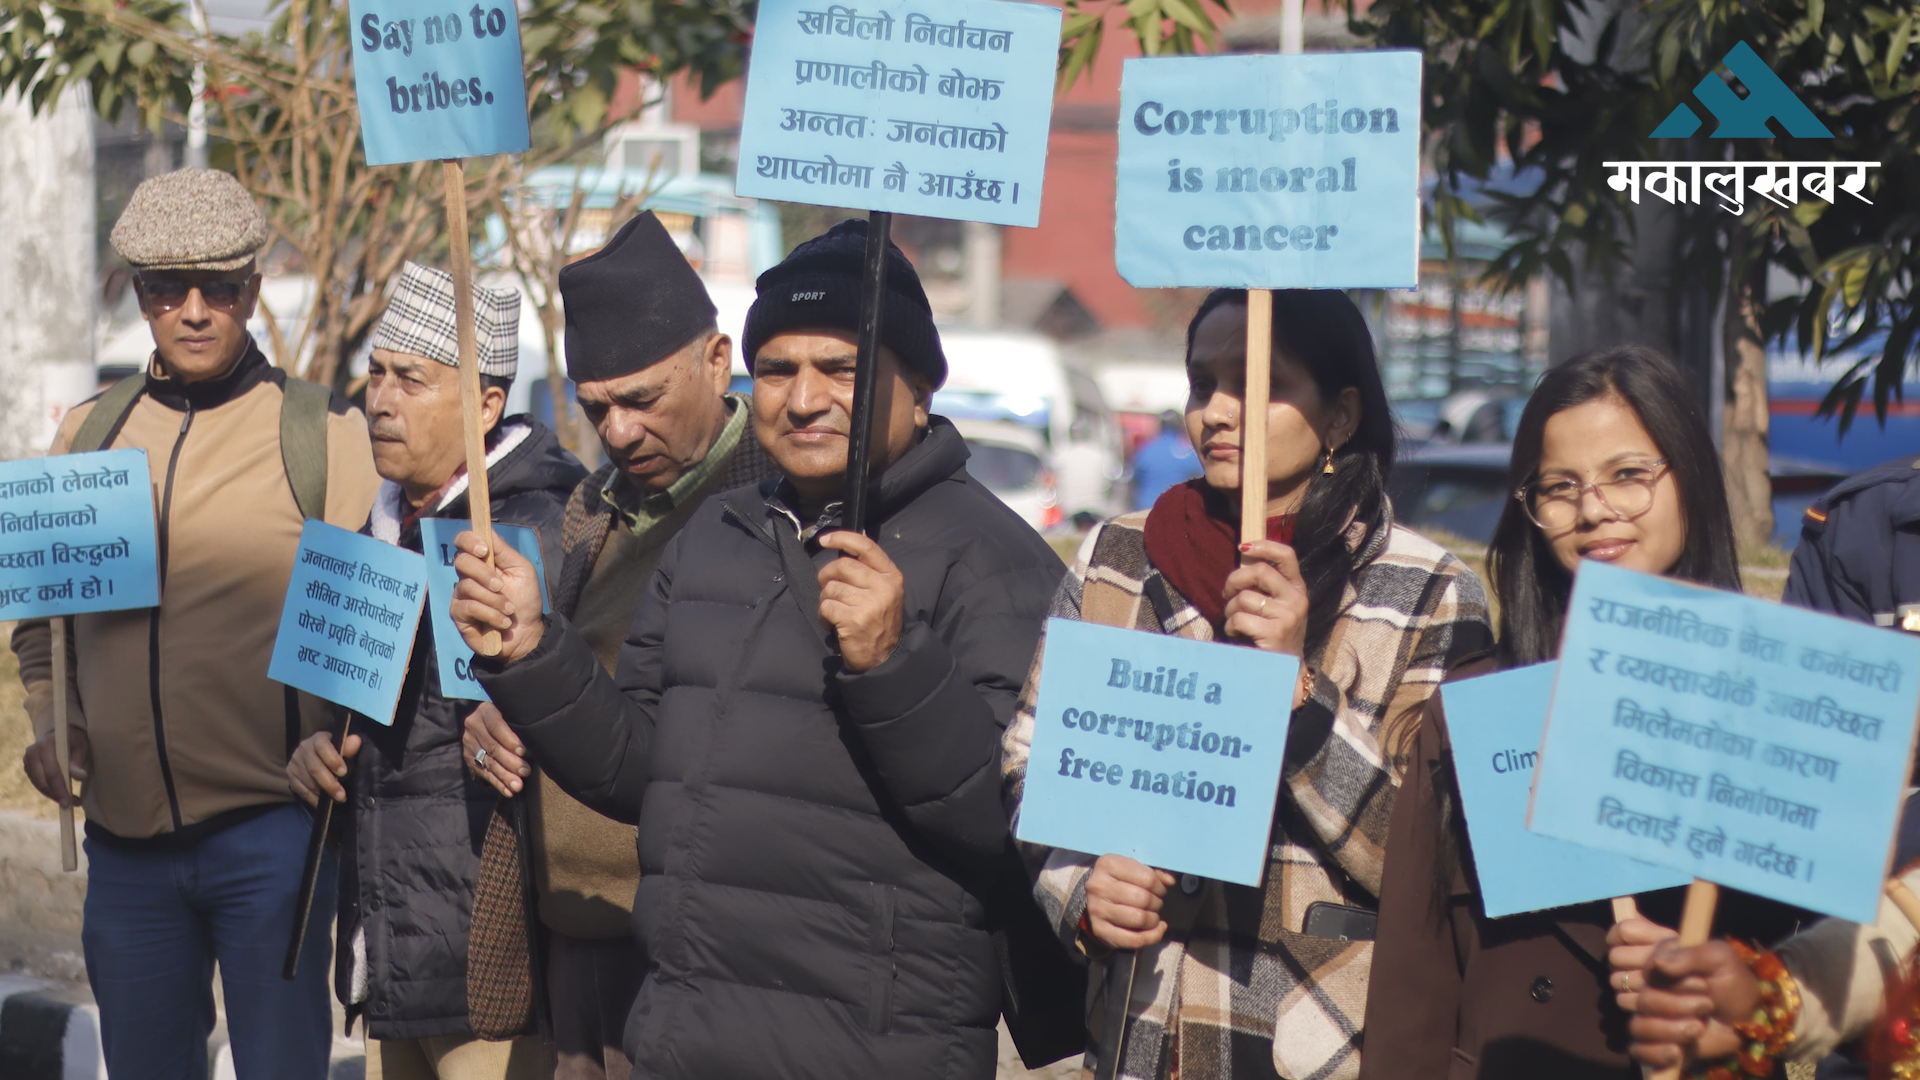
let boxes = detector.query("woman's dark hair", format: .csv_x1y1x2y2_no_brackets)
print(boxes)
1489,345,1741,667
1184,288,1395,662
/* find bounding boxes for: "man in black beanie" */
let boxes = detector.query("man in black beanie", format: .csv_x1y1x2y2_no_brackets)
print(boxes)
458,210,777,1080
449,219,1065,1079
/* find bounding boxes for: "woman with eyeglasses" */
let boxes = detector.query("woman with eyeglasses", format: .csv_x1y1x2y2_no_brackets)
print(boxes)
1359,345,1812,1080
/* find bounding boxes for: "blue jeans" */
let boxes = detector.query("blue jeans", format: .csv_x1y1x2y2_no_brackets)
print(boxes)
82,803,336,1080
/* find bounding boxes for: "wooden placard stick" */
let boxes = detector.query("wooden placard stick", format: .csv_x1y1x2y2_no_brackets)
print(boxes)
51,617,76,872
442,158,500,657
1648,878,1720,1080
1611,895,1640,923
1239,289,1273,548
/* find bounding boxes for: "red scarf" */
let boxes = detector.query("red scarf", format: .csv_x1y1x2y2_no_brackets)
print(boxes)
1142,480,1296,632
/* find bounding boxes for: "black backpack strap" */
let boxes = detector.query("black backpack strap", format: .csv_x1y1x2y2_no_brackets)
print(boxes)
68,376,148,454
278,377,332,521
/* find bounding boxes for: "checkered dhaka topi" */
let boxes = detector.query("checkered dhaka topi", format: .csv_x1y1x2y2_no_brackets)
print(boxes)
369,261,520,378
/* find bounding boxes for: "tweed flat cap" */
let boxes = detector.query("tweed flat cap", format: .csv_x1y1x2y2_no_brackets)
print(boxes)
370,262,521,379
110,168,269,272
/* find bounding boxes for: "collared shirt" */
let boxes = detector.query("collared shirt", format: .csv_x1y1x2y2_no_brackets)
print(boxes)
601,392,752,536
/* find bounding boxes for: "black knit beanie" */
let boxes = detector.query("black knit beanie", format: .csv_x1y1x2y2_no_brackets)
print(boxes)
742,219,947,389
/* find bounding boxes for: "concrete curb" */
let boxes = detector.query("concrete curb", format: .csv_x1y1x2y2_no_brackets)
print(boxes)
0,977,103,1080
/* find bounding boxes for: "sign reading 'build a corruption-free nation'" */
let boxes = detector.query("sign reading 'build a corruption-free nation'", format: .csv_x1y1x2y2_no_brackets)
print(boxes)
1529,561,1920,923
1115,52,1422,289
269,521,428,725
346,0,531,165
0,449,159,620
1016,619,1295,887
733,0,1061,227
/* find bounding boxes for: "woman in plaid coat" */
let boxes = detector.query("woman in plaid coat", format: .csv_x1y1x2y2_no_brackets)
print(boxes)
1003,288,1492,1080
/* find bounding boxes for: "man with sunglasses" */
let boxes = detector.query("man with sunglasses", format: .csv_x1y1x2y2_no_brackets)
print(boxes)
12,167,380,1080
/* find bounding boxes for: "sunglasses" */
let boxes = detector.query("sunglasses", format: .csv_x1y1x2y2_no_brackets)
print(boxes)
137,275,251,313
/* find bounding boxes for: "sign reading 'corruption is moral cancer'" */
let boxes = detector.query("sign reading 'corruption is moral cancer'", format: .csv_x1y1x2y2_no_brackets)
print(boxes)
1115,52,1422,289
0,449,159,621
1015,619,1295,887
733,0,1061,227
269,521,428,725
1444,663,1689,918
1529,561,1920,923
346,0,532,165
418,518,547,702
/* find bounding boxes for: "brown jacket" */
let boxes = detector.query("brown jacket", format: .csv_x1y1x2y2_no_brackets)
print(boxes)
530,409,779,937
1361,658,1809,1080
12,343,378,842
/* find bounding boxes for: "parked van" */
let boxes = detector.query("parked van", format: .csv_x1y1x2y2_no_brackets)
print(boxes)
933,328,1125,521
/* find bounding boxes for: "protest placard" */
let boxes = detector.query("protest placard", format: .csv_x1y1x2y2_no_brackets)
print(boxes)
1528,561,1920,922
0,449,159,621
1015,618,1296,887
734,0,1061,228
1114,52,1422,290
1444,663,1690,917
418,518,547,701
268,521,428,726
345,0,531,166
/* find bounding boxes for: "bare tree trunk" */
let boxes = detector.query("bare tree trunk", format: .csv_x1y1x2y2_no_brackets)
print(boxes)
1721,228,1773,552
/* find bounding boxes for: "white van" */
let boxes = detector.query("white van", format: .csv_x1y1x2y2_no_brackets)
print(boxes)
934,329,1125,521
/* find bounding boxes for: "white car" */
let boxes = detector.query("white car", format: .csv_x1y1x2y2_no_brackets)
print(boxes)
953,419,1061,533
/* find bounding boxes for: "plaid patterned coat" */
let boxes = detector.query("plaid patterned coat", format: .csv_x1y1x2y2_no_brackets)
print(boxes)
1003,504,1491,1080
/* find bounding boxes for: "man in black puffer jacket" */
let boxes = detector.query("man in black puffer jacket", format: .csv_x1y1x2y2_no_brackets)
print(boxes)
448,222,1064,1079
290,262,584,1077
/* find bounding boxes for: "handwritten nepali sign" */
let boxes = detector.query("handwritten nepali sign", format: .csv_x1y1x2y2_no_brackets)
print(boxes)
1114,52,1422,289
733,0,1061,227
418,518,547,702
1015,618,1295,887
346,0,531,166
1528,561,1920,922
268,521,427,725
0,449,159,620
1444,663,1689,918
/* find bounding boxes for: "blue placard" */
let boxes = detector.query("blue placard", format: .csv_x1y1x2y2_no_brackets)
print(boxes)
733,0,1061,227
1528,561,1920,922
418,518,548,702
1114,52,1422,289
0,449,159,620
1015,618,1296,887
268,521,428,725
346,0,531,166
1444,663,1690,917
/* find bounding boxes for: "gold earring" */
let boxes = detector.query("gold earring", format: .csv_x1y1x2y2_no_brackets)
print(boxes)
1322,447,1337,475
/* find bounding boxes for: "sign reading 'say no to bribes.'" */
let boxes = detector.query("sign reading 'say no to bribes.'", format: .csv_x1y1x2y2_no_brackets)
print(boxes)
347,0,532,166
1116,52,1422,289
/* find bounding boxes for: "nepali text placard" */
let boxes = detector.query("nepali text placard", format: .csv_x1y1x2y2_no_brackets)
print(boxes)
734,0,1061,227
1016,618,1295,887
269,521,428,725
1445,663,1689,918
1529,561,1920,922
1115,52,1421,289
0,449,159,620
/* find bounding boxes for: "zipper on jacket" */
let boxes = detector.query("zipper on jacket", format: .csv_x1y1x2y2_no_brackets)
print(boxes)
150,405,193,831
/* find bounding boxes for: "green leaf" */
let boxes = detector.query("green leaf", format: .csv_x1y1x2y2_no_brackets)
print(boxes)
127,39,155,68
1841,259,1869,307
98,36,125,74
1162,0,1213,39
1886,19,1911,84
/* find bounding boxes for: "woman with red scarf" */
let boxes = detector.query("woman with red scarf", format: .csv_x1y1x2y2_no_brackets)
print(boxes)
1002,288,1493,1080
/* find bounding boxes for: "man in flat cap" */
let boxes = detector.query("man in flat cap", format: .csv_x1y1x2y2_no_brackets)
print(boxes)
457,211,778,1080
14,167,381,1079
449,220,1063,1079
288,262,583,1080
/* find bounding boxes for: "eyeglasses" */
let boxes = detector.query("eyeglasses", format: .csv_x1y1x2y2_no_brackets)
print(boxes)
136,275,250,313
1516,458,1669,530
